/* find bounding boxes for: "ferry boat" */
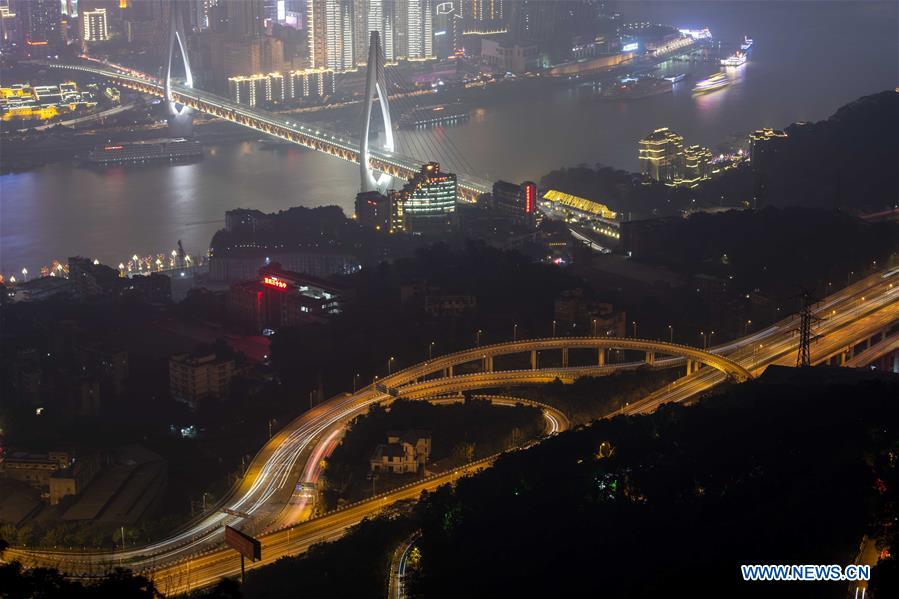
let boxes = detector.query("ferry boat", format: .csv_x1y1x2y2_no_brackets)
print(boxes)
398,104,470,129
740,36,754,51
664,73,687,83
85,138,203,165
599,76,672,100
720,52,747,67
692,72,730,93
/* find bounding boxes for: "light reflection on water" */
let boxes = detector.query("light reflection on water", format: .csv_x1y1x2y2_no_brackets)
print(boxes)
2,1,896,274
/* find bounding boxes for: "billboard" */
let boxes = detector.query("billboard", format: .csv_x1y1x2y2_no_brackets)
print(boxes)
224,525,261,561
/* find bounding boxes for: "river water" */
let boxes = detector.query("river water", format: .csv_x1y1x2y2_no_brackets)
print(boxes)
2,1,896,274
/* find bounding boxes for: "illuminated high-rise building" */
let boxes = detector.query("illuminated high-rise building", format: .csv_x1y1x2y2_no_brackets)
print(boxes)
0,2,19,44
434,1,462,58
405,0,433,59
463,0,503,33
187,0,220,31
352,0,371,62
22,0,62,47
393,162,458,234
677,145,713,187
307,0,326,67
638,127,685,184
492,180,537,225
81,8,108,42
308,0,354,70
61,0,79,18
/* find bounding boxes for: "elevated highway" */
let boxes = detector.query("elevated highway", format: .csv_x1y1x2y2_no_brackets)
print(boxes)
4,269,896,592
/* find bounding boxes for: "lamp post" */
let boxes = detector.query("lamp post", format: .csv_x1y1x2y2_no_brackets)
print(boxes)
476,329,482,347
632,321,637,338
744,320,752,336
429,341,435,360
513,323,518,341
592,319,597,337
388,356,395,375
552,320,557,338
353,373,360,393
668,325,673,343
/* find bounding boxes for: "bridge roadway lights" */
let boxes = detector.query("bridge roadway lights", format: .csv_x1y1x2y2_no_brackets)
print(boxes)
45,61,495,201
382,337,753,391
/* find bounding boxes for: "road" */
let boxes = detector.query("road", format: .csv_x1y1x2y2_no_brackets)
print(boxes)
5,269,895,593
23,103,136,132
39,58,492,201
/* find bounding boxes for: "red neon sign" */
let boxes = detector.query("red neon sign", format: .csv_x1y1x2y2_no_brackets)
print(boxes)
263,276,288,290
524,182,535,214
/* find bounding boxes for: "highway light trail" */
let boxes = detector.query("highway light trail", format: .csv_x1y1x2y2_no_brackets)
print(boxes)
7,269,895,591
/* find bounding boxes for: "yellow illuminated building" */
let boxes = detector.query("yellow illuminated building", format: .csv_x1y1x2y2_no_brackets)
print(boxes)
543,189,617,220
1,105,60,121
638,127,684,184
749,127,788,159
0,81,96,121
674,144,713,188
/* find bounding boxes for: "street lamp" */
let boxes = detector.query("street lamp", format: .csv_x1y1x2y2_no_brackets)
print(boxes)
552,320,557,338
744,320,752,335
476,329,482,346
667,325,673,343
513,324,518,341
429,341,435,360
388,356,395,374
632,321,637,338
353,373,360,393
592,319,597,337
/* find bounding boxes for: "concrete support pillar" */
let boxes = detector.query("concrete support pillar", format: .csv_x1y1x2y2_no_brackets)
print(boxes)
839,351,847,366
485,356,494,372
598,348,605,366
645,351,655,366
167,112,194,137
530,350,537,370
686,360,694,375
561,348,569,368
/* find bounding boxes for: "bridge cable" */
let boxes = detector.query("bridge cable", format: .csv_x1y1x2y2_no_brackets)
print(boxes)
385,67,478,177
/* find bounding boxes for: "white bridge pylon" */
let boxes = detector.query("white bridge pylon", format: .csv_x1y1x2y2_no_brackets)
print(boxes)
164,2,193,117
360,31,395,192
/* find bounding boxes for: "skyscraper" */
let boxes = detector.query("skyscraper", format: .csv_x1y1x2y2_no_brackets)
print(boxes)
81,8,109,42
638,127,685,184
308,0,354,70
393,162,458,234
405,0,433,59
434,1,462,59
21,0,62,47
463,0,503,33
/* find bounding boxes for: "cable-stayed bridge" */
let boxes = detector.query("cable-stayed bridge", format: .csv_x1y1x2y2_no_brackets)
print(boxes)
42,27,491,202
